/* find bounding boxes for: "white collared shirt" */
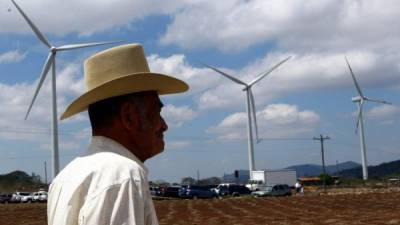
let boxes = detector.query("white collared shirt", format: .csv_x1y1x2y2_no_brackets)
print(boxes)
47,136,159,225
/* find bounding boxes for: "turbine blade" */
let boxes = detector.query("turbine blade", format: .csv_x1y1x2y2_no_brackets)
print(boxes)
355,100,363,134
249,89,260,143
364,97,392,105
248,56,291,87
56,40,124,51
345,57,364,98
25,53,54,119
10,0,51,48
201,62,247,86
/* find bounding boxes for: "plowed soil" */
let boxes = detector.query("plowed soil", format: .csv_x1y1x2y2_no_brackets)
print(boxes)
1,190,400,225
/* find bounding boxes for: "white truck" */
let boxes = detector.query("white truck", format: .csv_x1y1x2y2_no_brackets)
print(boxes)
246,169,297,191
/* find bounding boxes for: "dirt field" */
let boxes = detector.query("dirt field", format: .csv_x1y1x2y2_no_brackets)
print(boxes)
1,190,400,225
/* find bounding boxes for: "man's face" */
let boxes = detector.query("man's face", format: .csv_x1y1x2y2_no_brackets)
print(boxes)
135,92,168,159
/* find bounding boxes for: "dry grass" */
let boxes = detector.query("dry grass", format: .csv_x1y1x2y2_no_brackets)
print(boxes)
1,189,400,225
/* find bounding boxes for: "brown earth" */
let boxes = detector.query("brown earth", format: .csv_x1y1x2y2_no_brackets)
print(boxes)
1,191,400,225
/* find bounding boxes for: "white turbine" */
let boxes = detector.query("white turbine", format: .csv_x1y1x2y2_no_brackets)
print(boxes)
11,0,122,179
203,56,291,179
345,57,391,180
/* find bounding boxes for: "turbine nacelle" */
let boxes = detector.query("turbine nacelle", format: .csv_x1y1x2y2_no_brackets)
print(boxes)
352,96,362,102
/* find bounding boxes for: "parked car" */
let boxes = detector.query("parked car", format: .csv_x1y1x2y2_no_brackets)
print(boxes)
0,193,12,203
251,184,292,197
32,191,48,203
40,192,48,202
162,186,181,198
179,185,218,199
214,183,235,195
11,192,32,203
149,187,162,196
217,184,251,197
20,192,33,203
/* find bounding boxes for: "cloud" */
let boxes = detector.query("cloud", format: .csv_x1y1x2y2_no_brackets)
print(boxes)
0,50,26,63
197,50,400,110
0,81,47,141
0,62,85,144
382,147,400,155
39,138,81,152
147,54,221,95
159,1,400,112
165,140,191,150
1,0,184,36
208,103,320,140
258,104,319,125
56,63,85,96
70,127,92,141
161,104,198,127
197,82,244,110
366,104,400,121
0,51,209,144
3,1,400,56
161,0,400,52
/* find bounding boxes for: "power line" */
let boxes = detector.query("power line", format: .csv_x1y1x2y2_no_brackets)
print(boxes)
0,153,77,161
0,127,90,136
0,128,317,141
259,137,315,141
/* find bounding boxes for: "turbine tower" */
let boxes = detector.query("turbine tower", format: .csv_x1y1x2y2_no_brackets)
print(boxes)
345,57,391,180
11,0,122,179
203,56,291,179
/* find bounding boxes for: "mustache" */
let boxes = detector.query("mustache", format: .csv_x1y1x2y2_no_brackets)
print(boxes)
157,131,164,138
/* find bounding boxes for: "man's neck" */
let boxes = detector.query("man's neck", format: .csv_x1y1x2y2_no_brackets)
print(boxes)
92,131,147,163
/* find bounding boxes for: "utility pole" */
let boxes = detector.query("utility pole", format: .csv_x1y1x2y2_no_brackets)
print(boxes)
313,134,330,192
44,161,48,185
336,160,340,176
197,170,200,184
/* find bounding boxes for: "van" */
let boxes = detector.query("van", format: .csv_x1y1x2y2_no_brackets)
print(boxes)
217,184,251,197
251,184,292,197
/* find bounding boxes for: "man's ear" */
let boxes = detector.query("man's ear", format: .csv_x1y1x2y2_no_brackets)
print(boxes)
119,102,139,131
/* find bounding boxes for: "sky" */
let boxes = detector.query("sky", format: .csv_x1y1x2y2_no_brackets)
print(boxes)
0,0,399,183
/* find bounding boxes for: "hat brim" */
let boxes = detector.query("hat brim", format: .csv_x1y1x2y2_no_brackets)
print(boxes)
60,72,188,120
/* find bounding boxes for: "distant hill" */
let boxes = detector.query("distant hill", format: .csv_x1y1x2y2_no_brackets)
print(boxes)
222,159,400,182
0,170,47,192
340,159,400,179
286,161,360,177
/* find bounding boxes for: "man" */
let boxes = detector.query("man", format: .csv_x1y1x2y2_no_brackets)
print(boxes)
47,44,188,225
295,180,301,193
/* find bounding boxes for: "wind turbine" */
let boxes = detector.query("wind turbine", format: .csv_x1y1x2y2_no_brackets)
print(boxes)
203,56,291,179
11,0,122,179
345,57,391,180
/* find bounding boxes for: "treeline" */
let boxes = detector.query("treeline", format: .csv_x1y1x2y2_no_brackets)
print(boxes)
150,176,223,187
340,159,400,179
0,170,47,192
180,176,222,186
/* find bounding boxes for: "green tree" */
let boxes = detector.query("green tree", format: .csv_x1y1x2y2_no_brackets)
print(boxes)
319,173,334,185
197,177,222,185
181,177,196,185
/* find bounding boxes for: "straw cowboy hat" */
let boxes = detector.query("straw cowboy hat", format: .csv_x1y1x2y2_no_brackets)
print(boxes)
60,43,189,120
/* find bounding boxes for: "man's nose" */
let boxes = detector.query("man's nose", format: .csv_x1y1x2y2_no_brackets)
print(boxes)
161,117,168,132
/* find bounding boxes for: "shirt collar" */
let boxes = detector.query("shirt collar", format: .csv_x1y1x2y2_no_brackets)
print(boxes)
87,136,148,173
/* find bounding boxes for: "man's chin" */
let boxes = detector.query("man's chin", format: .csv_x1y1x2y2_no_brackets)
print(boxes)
153,143,165,156
159,143,165,154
